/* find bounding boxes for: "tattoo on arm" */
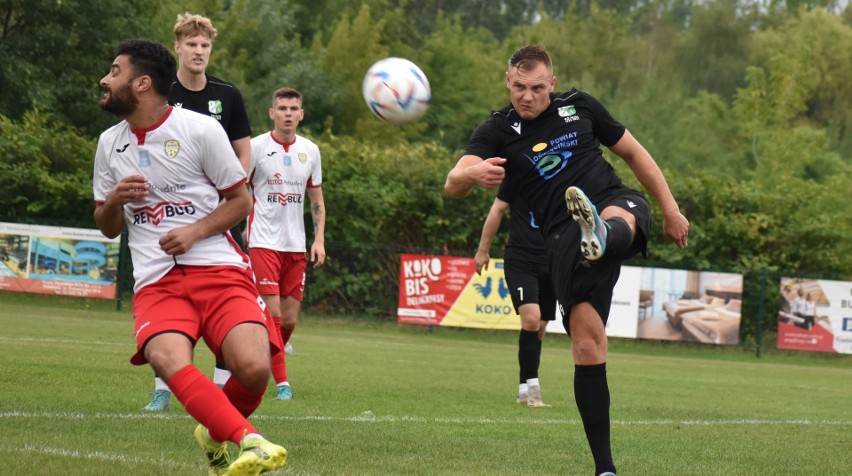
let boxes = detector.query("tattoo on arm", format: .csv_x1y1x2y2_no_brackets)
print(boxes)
311,203,323,234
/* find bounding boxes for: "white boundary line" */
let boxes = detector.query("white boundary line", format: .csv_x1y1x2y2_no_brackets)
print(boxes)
0,444,199,471
2,411,849,426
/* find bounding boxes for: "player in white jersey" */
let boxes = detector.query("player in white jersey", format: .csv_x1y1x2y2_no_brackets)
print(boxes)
92,39,287,476
247,87,326,401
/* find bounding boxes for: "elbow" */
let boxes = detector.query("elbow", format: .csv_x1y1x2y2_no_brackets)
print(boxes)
444,181,467,200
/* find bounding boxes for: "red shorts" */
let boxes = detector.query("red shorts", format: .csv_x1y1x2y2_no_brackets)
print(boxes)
130,265,280,365
249,248,306,300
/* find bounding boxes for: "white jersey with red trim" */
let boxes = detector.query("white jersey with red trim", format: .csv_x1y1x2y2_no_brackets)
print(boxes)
247,132,322,252
93,107,248,292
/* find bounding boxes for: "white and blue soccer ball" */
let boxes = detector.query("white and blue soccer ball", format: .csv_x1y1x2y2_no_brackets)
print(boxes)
362,57,431,124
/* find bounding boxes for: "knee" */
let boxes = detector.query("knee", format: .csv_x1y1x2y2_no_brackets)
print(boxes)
571,335,607,365
147,352,187,380
231,358,271,392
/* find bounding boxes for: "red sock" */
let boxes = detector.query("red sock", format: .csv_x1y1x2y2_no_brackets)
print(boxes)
223,375,265,418
168,365,256,444
270,317,288,384
281,325,295,346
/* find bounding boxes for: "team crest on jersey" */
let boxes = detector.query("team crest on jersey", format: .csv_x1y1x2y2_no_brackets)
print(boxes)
164,140,180,159
558,105,576,117
298,153,307,164
208,100,223,114
283,155,292,166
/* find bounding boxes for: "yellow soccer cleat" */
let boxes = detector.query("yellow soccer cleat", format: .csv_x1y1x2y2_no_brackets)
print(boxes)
194,424,231,476
226,434,287,476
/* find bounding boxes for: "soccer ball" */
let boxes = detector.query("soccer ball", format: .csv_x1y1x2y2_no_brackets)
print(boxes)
362,57,431,124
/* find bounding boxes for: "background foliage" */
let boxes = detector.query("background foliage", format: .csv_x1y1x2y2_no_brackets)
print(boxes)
1,0,850,340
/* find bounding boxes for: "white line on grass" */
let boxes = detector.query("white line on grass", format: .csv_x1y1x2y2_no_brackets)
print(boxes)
2,411,849,427
0,444,198,471
0,336,130,347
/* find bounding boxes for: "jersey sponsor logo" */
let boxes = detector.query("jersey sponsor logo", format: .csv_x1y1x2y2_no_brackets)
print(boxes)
138,150,152,168
131,201,197,226
164,140,180,159
116,143,129,153
528,212,540,229
525,132,579,180
267,173,283,185
558,104,580,123
266,151,277,156
148,182,186,193
298,152,307,164
267,192,303,206
511,121,522,135
627,199,637,208
558,105,575,117
208,100,223,114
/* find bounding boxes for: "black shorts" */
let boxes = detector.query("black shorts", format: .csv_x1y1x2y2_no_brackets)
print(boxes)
503,247,556,321
546,189,651,331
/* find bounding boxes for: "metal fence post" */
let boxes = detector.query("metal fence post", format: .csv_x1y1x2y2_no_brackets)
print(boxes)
116,226,129,311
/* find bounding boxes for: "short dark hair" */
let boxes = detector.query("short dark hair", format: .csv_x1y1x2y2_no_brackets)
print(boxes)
508,45,552,72
272,87,302,105
114,39,176,97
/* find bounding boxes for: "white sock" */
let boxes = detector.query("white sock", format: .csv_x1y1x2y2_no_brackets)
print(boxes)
213,367,232,387
277,381,290,388
241,432,263,445
526,378,540,387
519,383,528,395
154,377,169,392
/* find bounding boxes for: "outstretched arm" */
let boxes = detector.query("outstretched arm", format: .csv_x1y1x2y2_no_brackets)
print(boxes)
609,130,690,248
475,197,509,275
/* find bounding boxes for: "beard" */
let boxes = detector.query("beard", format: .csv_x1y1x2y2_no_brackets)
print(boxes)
99,80,138,117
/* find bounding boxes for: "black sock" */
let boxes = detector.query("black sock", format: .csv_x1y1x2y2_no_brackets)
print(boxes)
518,330,540,383
574,363,616,475
604,217,633,259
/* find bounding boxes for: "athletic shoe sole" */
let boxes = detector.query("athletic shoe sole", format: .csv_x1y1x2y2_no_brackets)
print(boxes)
565,186,607,261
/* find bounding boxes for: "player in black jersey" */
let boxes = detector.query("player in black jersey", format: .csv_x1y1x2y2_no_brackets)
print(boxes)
144,13,253,414
169,12,252,254
446,45,690,476
475,177,555,408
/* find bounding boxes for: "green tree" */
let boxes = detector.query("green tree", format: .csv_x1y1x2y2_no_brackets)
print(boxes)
0,0,167,136
673,0,754,99
0,111,95,223
418,14,503,150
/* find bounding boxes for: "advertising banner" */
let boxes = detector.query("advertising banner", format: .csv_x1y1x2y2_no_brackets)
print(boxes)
398,254,743,345
0,222,120,299
635,269,743,345
397,254,520,329
777,277,852,354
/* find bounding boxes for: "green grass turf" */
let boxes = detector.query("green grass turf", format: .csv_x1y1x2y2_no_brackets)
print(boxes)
0,292,850,475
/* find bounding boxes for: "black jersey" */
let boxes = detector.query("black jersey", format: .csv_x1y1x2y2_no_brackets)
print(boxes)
466,89,632,237
497,177,544,257
168,74,252,141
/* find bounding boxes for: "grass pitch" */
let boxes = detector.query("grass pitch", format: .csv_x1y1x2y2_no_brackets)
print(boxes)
0,292,849,475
